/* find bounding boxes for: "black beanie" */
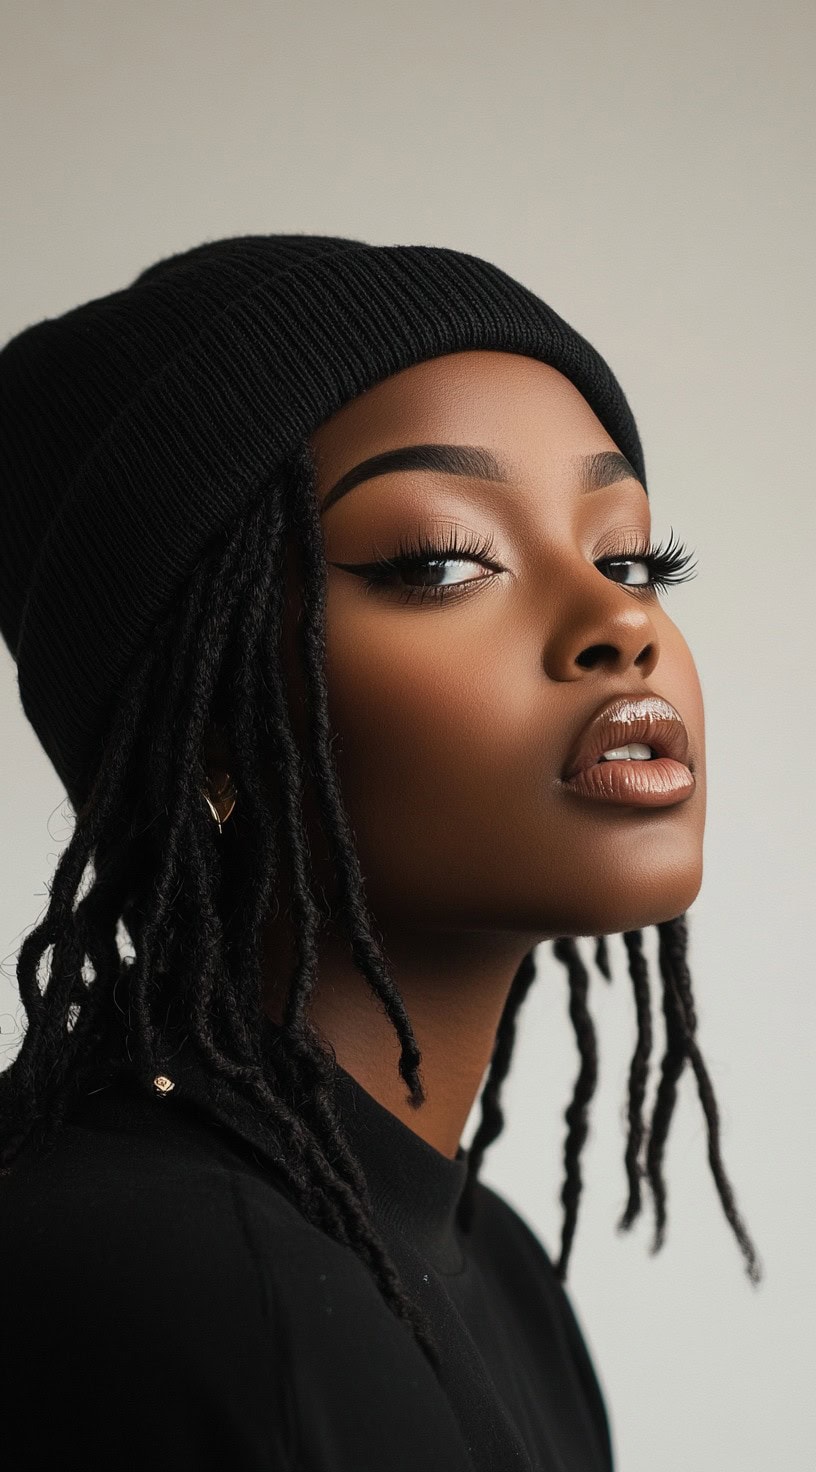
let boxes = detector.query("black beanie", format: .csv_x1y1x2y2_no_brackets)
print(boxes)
0,233,647,812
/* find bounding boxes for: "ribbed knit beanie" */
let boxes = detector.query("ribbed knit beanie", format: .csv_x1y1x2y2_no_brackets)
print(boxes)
0,233,647,813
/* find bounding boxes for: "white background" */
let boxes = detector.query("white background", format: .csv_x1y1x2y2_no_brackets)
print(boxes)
1,3,813,1468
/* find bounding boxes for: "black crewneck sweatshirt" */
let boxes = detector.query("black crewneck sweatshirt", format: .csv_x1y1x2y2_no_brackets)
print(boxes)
1,1018,614,1471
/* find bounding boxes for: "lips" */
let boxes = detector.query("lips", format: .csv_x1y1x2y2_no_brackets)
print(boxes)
561,694,692,782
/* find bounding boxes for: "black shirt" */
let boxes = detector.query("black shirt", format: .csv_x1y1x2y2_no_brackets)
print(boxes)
1,1019,614,1471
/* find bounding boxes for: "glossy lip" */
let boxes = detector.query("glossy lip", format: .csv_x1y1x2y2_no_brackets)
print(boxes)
560,694,692,782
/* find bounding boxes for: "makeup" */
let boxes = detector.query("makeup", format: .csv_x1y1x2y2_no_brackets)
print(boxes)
559,693,695,807
561,754,695,807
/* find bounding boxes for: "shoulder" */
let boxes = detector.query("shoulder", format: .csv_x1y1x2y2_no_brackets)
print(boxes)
0,1070,370,1328
467,1178,614,1469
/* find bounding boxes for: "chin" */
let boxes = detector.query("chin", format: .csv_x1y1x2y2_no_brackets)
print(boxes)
546,861,704,940
607,876,703,936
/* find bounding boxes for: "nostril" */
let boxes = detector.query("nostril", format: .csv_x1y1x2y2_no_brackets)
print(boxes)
576,645,619,670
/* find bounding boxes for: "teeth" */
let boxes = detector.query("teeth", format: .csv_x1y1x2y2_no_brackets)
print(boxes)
598,742,653,762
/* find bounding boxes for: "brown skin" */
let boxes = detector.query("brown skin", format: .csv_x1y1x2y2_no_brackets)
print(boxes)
204,351,706,1158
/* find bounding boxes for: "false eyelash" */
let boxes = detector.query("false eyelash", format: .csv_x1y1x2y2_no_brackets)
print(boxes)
385,525,498,569
604,528,699,591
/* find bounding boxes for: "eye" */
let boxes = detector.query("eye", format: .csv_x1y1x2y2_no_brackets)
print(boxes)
598,529,698,593
331,527,501,606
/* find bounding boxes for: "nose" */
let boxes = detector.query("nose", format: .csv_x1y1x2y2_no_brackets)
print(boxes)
543,571,660,682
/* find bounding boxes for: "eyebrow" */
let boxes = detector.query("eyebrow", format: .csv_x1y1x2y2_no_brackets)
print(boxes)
319,444,642,515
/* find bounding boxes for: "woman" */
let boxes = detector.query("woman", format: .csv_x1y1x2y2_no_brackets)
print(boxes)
0,234,761,1470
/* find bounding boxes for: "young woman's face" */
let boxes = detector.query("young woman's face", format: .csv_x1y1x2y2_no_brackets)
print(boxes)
280,349,705,941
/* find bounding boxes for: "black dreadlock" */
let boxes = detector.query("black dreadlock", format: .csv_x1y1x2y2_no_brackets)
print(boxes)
0,441,762,1384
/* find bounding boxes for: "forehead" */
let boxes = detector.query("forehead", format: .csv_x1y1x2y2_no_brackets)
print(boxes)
309,350,618,474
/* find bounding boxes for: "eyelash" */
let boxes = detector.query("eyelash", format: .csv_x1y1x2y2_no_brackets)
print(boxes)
351,527,698,606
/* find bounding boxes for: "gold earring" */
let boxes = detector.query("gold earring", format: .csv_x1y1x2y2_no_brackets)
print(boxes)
201,771,238,835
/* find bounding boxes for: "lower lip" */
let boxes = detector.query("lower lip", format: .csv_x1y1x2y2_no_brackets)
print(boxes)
561,757,696,807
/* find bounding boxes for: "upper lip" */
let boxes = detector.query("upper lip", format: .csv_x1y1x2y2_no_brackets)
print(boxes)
561,694,692,781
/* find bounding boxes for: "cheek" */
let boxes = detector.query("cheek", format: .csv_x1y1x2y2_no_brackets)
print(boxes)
321,600,542,861
327,611,487,787
325,597,521,788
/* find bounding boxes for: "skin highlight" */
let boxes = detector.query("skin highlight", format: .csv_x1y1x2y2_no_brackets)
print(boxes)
206,349,706,1159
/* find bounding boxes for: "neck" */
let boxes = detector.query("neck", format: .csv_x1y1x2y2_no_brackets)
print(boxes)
261,919,541,1158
